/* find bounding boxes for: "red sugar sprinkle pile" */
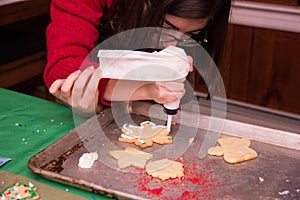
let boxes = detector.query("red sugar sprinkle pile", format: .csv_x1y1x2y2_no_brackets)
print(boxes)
131,160,227,200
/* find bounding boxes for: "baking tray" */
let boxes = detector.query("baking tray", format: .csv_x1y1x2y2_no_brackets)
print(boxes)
28,102,300,200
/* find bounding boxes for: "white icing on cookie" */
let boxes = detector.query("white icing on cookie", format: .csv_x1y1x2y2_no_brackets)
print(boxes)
119,134,146,144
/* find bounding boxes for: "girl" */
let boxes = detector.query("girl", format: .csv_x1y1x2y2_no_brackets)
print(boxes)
45,0,231,115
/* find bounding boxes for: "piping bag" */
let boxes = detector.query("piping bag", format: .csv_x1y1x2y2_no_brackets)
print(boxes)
97,46,190,132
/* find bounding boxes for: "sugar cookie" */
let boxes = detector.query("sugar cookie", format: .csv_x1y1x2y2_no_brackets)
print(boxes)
208,137,258,164
109,147,153,169
0,182,39,200
119,121,172,148
145,159,184,181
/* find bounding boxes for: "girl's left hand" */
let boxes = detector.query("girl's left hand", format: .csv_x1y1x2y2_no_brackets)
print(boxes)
49,66,103,117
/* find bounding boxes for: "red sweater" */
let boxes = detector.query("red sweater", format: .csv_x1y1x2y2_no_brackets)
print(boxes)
44,0,115,106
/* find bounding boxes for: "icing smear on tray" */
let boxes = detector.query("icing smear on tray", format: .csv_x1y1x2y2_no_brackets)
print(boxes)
78,151,98,168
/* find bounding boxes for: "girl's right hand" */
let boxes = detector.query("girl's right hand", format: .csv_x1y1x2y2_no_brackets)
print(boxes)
148,78,186,104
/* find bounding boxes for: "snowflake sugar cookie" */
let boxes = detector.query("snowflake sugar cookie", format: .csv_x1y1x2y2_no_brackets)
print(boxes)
119,121,172,148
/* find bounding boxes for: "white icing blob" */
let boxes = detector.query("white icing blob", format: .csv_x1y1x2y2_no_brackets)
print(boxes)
78,151,98,169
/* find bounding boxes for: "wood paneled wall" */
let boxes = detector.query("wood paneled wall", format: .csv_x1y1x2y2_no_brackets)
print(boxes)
213,24,300,115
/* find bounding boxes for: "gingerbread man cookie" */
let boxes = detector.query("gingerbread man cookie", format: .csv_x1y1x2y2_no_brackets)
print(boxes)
119,121,172,148
208,136,258,164
1,182,39,200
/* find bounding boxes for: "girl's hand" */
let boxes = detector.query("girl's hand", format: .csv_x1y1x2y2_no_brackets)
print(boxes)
49,66,103,117
146,78,186,104
147,55,192,103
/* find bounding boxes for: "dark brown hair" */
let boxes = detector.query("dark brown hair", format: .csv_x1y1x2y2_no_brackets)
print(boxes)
110,0,231,66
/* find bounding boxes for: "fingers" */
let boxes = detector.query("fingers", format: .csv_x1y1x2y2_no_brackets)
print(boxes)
49,70,82,105
82,68,102,104
84,68,102,94
49,79,64,95
187,56,194,72
154,87,185,103
58,70,81,103
48,67,103,117
71,66,103,114
72,66,95,100
153,79,186,104
61,70,81,94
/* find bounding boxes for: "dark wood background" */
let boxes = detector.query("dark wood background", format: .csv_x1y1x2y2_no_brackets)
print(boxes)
195,24,300,115
194,0,300,115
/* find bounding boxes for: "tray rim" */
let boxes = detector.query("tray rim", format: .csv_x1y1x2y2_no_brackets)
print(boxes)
130,101,300,151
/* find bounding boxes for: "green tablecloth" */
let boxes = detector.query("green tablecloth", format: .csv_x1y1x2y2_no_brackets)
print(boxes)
0,88,111,200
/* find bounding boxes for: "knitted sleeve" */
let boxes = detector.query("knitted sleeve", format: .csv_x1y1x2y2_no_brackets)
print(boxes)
43,0,114,106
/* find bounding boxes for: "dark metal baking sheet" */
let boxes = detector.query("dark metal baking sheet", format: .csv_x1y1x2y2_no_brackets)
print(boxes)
28,103,300,200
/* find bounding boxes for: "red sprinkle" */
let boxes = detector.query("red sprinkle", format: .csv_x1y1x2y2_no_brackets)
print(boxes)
131,160,226,199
